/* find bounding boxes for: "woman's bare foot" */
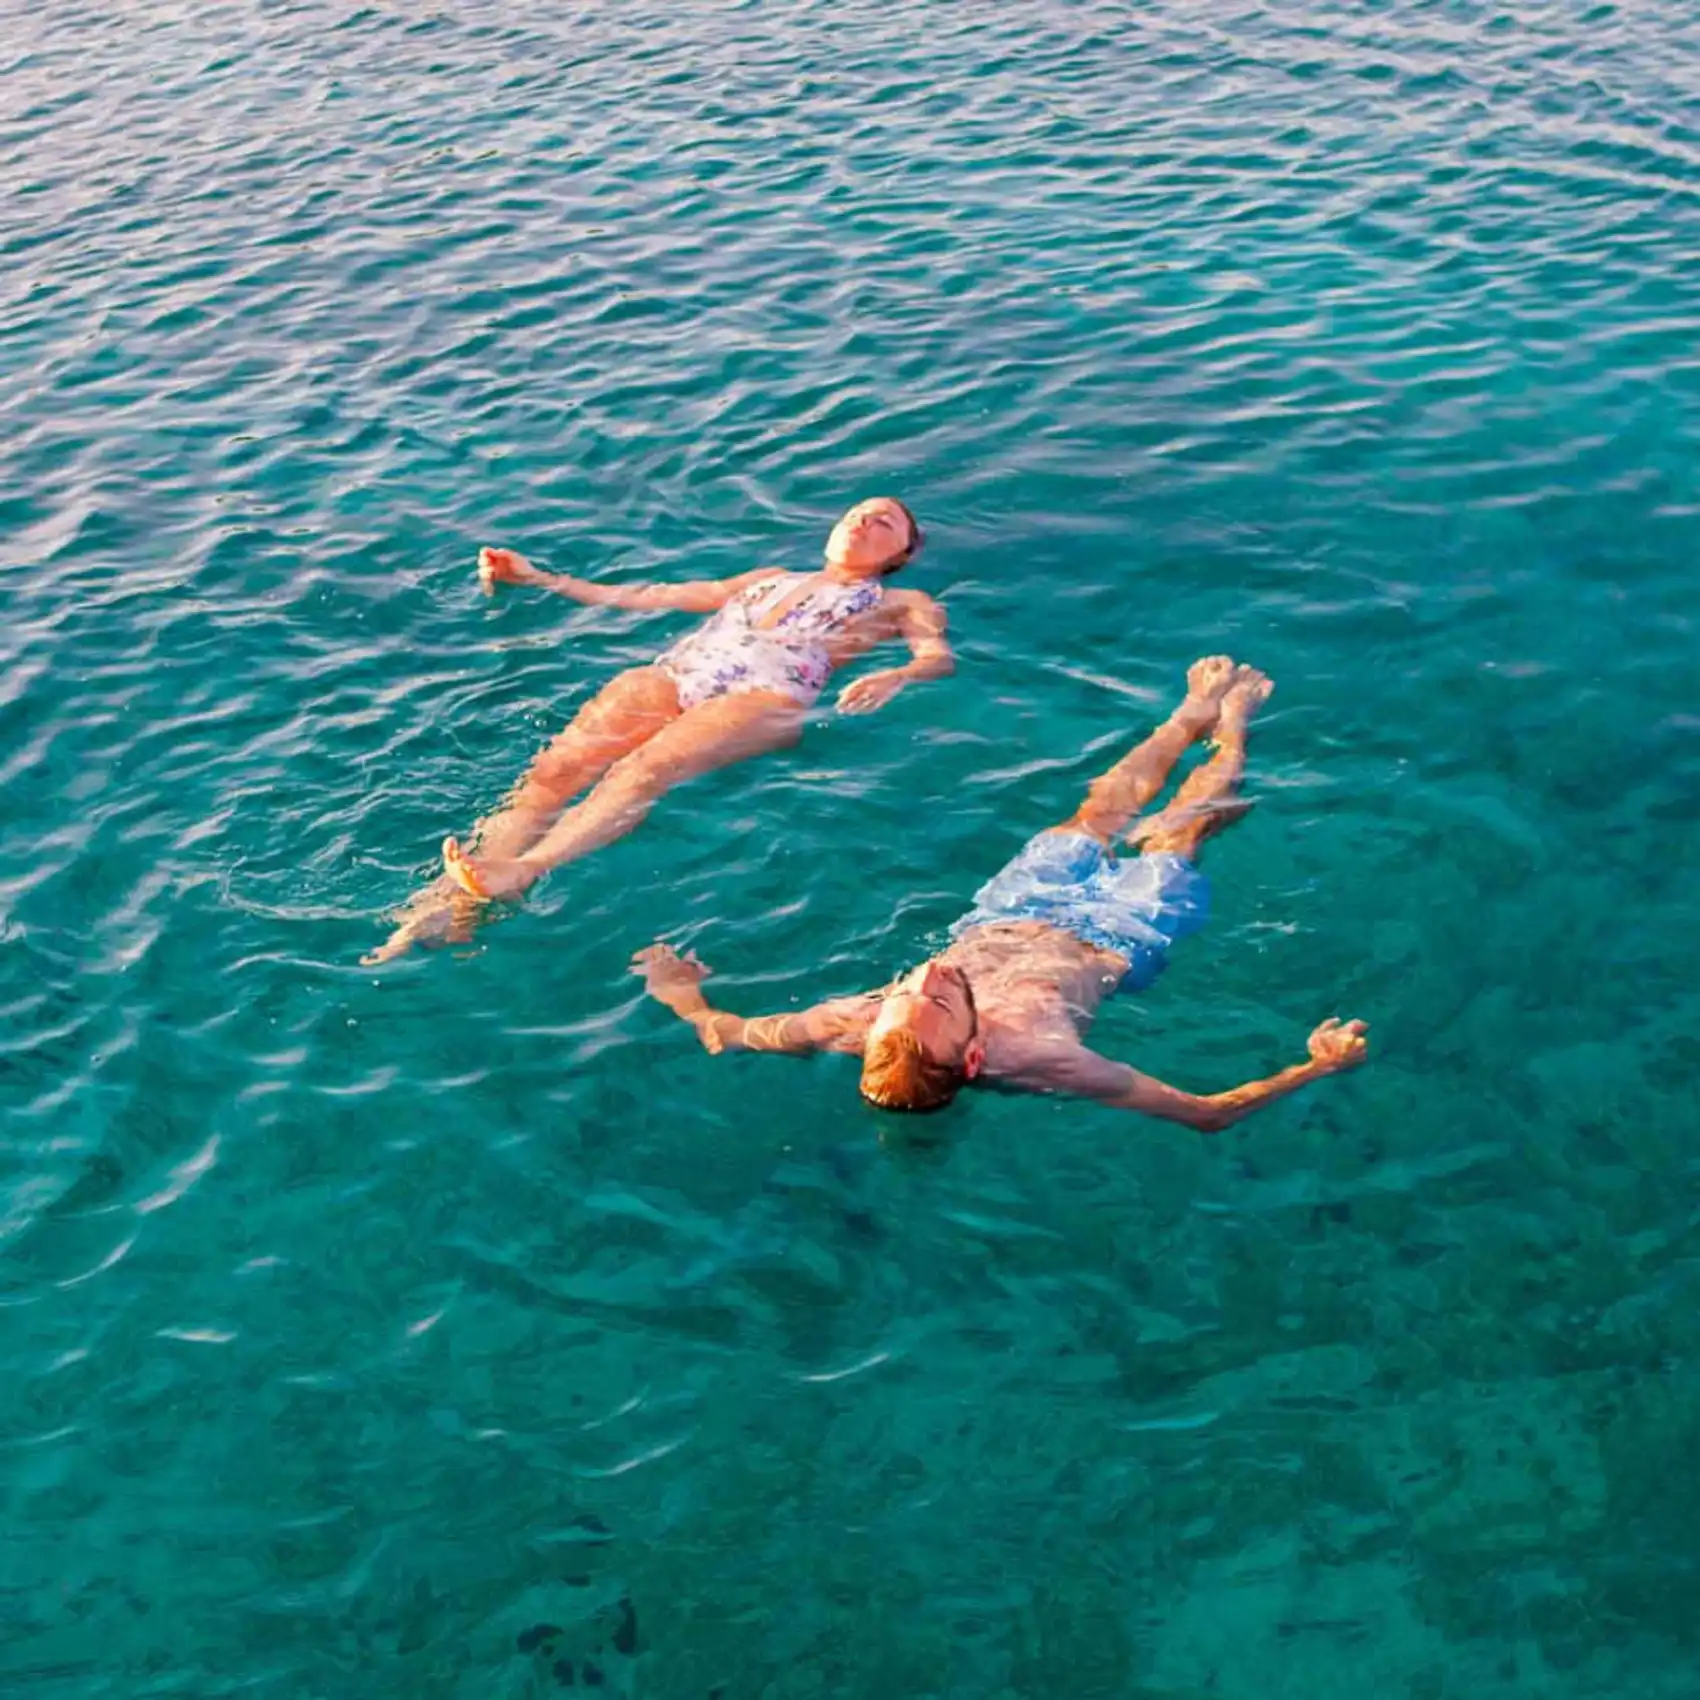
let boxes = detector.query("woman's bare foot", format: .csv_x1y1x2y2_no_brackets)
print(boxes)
442,836,540,901
362,878,483,964
477,547,542,595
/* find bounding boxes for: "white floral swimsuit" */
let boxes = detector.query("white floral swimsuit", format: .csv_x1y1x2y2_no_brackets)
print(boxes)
656,571,884,710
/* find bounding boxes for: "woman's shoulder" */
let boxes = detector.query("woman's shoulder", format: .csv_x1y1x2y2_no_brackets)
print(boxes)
878,584,947,622
720,565,794,597
883,580,941,604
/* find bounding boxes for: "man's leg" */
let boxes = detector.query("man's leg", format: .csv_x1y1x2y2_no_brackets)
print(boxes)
1059,655,1238,842
1130,667,1272,860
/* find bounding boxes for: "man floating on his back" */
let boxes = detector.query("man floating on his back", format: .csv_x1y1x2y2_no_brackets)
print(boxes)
633,657,1369,1127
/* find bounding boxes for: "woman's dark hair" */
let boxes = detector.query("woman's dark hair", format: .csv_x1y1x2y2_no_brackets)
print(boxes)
883,500,925,574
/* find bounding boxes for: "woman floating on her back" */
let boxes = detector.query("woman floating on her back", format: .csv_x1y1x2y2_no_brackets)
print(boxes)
365,498,950,963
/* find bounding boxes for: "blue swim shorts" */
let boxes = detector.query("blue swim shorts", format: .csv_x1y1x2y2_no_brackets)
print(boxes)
950,830,1209,993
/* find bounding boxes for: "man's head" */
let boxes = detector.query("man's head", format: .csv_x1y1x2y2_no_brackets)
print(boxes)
825,497,924,577
859,958,984,1113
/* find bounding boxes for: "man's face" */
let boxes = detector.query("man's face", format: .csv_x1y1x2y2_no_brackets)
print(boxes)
867,959,980,1067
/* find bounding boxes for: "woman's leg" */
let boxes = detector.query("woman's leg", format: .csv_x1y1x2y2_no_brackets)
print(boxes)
362,668,682,963
466,667,683,861
443,690,806,899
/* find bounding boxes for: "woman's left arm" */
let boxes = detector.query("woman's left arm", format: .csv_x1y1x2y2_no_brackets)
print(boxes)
836,592,954,714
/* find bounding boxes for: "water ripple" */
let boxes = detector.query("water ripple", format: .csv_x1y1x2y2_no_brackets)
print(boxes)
4,0,1700,1692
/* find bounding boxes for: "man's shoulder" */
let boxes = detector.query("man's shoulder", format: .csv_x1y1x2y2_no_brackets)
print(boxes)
979,1026,1089,1093
981,1035,1127,1102
808,991,882,1053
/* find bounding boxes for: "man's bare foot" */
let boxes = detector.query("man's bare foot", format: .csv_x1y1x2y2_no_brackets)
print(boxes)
1217,665,1274,736
1176,654,1239,735
442,836,539,901
477,547,541,595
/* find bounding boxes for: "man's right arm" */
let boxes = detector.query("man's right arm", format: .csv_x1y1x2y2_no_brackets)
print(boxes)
479,549,780,614
632,944,872,1057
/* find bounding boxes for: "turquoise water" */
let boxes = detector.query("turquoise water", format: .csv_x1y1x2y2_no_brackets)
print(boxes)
5,0,1700,1692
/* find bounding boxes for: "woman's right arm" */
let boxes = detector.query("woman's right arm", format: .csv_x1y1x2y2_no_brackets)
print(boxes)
478,548,778,614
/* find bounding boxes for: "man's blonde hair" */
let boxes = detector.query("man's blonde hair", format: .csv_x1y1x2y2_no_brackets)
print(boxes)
859,1027,968,1114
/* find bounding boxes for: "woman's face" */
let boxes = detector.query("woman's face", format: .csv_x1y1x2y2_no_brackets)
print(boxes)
825,498,916,574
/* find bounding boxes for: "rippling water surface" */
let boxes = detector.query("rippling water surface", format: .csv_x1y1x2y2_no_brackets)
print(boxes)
6,1,1700,1693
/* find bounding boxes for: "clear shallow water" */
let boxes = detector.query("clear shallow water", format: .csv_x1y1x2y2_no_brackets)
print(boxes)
5,0,1700,1692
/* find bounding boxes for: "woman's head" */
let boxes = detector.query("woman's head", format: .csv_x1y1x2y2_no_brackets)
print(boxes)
825,497,924,577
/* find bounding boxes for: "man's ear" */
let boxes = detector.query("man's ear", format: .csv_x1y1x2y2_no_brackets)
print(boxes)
963,1038,987,1080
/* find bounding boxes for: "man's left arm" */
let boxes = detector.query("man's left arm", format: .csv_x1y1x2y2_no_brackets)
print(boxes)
837,591,953,715
1022,1018,1370,1132
632,944,872,1057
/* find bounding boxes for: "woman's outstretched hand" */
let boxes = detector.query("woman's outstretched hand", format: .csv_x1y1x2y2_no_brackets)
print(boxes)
837,669,909,715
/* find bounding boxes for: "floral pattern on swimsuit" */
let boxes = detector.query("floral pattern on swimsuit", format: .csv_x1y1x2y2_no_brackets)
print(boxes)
656,572,884,710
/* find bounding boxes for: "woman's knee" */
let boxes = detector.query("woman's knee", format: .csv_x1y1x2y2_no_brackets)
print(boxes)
513,764,574,813
526,730,621,798
598,749,675,809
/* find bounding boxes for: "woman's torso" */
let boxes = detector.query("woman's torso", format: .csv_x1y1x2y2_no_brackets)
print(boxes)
658,570,887,706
